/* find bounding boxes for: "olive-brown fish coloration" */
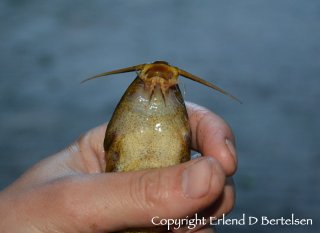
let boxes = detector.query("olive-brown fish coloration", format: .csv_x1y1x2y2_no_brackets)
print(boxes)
84,61,239,232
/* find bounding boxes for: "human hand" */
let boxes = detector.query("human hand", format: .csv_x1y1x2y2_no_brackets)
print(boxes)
0,102,237,233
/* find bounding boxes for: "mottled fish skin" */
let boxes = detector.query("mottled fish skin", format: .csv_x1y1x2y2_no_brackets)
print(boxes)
104,77,191,172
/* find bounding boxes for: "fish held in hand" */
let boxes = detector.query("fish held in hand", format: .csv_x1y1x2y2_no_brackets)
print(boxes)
84,61,240,173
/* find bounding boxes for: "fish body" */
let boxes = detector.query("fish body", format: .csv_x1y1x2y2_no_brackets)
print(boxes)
104,76,190,172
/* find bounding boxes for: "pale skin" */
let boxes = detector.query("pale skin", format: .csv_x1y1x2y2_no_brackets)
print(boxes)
0,102,237,233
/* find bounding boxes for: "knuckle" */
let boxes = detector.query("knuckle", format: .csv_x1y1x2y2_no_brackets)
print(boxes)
43,176,87,221
130,170,164,213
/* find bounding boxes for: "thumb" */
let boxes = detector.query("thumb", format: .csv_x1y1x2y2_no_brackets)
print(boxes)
54,157,225,232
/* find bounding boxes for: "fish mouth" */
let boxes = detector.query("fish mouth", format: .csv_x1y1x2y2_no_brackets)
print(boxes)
139,63,180,99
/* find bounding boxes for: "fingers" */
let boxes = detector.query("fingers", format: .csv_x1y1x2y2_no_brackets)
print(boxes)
172,178,235,233
74,123,108,173
186,102,237,176
46,157,225,232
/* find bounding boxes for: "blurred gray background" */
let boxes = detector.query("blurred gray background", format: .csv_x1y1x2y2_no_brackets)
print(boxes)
0,0,319,232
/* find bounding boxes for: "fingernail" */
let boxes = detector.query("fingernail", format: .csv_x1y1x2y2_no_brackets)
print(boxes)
182,157,213,199
225,139,237,164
